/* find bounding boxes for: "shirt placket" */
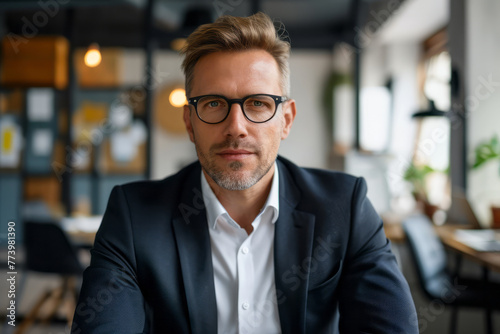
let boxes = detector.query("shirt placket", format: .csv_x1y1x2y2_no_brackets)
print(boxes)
237,231,255,334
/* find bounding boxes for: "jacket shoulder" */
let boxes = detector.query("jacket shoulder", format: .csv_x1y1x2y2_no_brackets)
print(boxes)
116,160,200,209
277,155,361,200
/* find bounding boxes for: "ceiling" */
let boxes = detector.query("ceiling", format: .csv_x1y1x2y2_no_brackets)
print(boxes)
0,0,405,49
378,0,448,43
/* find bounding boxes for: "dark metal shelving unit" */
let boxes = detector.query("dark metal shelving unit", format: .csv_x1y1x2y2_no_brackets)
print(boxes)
0,1,157,235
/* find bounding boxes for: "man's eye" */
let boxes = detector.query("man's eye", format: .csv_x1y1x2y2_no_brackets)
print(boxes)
209,101,219,107
253,100,263,107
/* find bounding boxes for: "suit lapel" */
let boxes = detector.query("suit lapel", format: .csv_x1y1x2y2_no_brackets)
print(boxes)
274,160,316,334
172,165,217,334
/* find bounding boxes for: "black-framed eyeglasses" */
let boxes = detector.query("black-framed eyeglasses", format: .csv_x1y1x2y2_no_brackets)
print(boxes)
187,94,288,124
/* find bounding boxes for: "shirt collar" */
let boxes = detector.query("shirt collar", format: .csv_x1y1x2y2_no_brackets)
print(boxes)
201,161,280,229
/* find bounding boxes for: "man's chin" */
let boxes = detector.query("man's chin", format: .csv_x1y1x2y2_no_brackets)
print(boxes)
220,166,252,179
207,167,256,190
227,160,244,171
210,174,246,190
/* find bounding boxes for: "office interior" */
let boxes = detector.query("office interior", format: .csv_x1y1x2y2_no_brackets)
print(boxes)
0,0,499,333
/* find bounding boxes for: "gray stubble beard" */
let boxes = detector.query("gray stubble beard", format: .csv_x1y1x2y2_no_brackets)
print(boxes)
196,142,274,191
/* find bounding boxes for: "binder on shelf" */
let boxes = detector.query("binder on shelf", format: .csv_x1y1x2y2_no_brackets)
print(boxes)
1,36,69,89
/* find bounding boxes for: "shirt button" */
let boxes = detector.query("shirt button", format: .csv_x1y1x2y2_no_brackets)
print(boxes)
241,247,249,254
242,302,249,310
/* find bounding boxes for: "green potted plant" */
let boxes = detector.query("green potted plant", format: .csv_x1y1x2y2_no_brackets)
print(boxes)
471,135,500,227
404,162,439,219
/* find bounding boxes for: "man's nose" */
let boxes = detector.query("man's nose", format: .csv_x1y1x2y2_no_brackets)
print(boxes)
223,103,249,138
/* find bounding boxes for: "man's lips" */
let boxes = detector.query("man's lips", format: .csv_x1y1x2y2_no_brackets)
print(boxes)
217,149,254,159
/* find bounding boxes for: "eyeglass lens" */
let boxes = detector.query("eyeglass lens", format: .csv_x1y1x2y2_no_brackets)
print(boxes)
196,95,277,123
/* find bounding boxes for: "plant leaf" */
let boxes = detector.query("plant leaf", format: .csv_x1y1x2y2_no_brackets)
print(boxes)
492,135,500,154
472,135,500,169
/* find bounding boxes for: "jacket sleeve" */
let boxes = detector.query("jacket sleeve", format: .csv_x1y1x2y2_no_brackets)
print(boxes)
71,186,148,334
337,177,418,333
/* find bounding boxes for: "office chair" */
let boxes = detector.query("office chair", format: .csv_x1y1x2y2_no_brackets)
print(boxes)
403,214,500,334
16,221,85,334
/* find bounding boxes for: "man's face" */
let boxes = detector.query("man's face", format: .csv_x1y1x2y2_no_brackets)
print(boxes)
183,49,296,191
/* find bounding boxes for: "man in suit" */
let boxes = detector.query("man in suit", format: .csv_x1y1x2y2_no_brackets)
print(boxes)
72,13,418,334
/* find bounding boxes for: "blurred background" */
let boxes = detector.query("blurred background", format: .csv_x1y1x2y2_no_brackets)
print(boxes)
0,0,499,333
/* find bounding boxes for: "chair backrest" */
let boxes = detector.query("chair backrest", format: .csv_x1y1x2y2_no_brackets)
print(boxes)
403,214,449,298
24,221,84,275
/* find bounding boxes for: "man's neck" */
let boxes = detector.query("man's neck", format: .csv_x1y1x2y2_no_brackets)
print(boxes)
203,164,275,235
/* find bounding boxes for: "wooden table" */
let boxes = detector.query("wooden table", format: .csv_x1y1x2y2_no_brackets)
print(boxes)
67,230,97,247
383,218,500,274
61,216,101,247
384,222,406,243
435,225,500,273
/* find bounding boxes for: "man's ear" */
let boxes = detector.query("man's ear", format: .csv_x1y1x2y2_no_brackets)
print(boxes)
183,105,195,143
281,99,296,140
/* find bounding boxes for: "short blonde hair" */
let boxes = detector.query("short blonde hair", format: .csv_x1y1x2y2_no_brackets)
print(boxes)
181,12,291,97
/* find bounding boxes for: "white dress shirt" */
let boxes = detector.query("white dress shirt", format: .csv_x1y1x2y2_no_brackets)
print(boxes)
201,162,281,334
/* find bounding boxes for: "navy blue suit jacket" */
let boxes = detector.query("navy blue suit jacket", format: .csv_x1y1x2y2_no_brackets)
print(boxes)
72,156,418,333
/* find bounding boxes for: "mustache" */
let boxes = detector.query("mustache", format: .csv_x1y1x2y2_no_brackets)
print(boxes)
210,138,259,152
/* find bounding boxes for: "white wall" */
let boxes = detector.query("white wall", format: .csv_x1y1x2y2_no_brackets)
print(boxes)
352,40,421,213
386,43,420,158
361,43,388,87
360,40,421,160
279,50,332,169
466,0,500,225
